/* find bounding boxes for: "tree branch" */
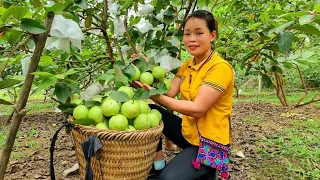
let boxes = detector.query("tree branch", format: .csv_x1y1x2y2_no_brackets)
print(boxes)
114,38,125,61
82,26,103,32
295,94,320,107
101,0,114,60
178,1,193,31
123,12,138,54
0,12,55,180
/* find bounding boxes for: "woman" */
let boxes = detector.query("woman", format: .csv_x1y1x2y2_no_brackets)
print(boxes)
134,9,234,180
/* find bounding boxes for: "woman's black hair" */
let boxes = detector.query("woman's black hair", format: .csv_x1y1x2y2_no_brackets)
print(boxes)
182,10,219,38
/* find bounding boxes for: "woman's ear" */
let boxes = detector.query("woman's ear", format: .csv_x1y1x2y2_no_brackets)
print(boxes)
210,30,217,42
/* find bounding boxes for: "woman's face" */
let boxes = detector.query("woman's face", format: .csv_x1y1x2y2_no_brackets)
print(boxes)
183,18,216,58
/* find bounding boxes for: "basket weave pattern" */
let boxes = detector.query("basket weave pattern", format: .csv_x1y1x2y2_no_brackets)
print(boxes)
71,122,164,180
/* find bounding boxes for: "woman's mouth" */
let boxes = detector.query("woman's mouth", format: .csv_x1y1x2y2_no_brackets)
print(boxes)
188,45,198,51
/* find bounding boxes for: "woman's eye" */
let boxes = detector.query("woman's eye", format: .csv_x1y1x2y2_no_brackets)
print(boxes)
184,33,190,36
197,32,203,35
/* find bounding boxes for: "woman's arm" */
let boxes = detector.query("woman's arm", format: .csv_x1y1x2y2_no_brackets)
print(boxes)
152,84,223,119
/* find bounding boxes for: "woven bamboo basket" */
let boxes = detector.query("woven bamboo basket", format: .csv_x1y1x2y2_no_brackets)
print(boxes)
71,121,164,180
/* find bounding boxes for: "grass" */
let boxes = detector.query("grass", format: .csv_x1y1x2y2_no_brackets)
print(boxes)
0,124,40,159
0,90,46,102
242,114,265,124
234,88,320,105
0,125,40,159
0,102,56,116
254,118,320,179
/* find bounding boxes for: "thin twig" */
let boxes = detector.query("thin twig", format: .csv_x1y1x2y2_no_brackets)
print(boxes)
76,13,100,27
191,0,198,13
123,12,138,54
101,0,114,59
114,38,125,61
178,1,193,31
211,0,224,12
295,94,320,107
82,26,103,32
0,35,31,76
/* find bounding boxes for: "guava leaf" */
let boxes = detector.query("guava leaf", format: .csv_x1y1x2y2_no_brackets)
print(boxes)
65,80,80,94
113,63,128,85
20,18,46,34
149,83,167,95
0,98,13,105
134,88,150,100
54,82,73,103
277,32,293,53
72,118,95,126
124,64,136,76
31,72,54,77
110,91,130,102
85,100,101,107
57,103,77,112
132,58,148,73
37,77,57,92
0,79,21,89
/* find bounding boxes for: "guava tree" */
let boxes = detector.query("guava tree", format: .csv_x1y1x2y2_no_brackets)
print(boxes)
214,0,320,106
0,0,207,178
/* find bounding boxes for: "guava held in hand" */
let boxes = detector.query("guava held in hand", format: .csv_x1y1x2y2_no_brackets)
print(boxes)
118,86,134,100
73,105,89,120
152,66,166,81
121,100,141,119
109,114,128,130
101,99,120,117
130,65,141,81
139,72,154,85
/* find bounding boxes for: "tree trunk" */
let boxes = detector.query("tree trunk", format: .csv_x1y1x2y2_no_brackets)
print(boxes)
0,12,54,180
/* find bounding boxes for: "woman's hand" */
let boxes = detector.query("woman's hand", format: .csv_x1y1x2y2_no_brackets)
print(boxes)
132,81,153,91
130,53,149,62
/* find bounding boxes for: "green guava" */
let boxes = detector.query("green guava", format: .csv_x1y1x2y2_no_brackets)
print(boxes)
138,100,150,114
109,114,128,130
88,106,104,123
131,65,141,81
150,109,162,120
152,66,166,81
118,86,134,100
73,105,89,120
101,99,120,117
133,114,151,130
120,100,141,119
139,72,154,85
148,113,161,128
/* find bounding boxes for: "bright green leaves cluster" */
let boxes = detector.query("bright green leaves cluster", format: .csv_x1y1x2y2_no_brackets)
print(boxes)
216,0,320,87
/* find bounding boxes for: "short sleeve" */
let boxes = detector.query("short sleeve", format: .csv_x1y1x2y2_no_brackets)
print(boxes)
176,59,191,77
203,63,233,93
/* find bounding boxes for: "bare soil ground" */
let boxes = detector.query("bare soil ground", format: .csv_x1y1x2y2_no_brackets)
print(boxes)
1,101,319,180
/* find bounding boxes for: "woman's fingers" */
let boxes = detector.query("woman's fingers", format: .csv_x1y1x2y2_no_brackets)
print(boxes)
129,81,140,89
143,83,153,91
133,80,144,88
130,53,149,63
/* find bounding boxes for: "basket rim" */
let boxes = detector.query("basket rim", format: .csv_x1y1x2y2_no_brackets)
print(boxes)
71,119,164,141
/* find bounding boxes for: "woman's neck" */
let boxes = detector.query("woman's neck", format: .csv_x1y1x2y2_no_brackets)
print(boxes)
194,49,213,65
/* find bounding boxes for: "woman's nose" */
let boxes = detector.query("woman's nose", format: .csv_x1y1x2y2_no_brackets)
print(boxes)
189,34,196,42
